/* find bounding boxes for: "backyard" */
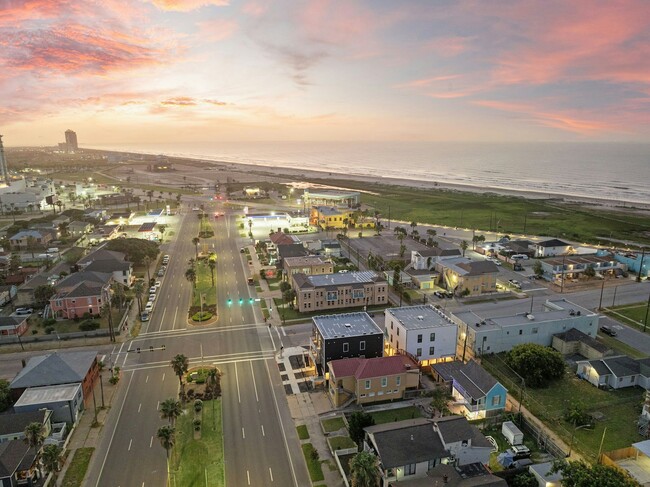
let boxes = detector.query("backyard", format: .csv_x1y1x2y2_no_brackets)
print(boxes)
170,399,224,487
29,308,124,336
482,354,644,461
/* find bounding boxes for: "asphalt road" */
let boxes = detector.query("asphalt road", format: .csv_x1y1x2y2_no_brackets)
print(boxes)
85,206,309,487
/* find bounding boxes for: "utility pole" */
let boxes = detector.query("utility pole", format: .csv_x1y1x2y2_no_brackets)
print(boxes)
598,279,605,310
644,292,650,333
560,254,567,294
638,247,647,282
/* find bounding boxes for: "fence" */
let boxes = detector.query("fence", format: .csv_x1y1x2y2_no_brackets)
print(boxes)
519,414,567,460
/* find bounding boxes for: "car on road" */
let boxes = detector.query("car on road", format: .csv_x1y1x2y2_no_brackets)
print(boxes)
434,291,445,298
247,277,255,285
508,279,522,289
512,254,529,260
600,325,617,337
14,308,33,316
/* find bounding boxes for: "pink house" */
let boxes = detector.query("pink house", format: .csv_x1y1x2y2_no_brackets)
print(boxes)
50,271,112,319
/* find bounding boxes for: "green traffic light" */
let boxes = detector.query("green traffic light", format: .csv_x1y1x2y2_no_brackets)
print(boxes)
239,298,243,305
249,298,253,304
227,299,232,306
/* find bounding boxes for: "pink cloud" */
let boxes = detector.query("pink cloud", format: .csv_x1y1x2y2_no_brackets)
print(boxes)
148,0,229,12
197,18,238,42
424,36,473,57
241,1,268,17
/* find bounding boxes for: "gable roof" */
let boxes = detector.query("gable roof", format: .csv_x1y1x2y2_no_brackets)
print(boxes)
434,416,493,448
9,230,44,240
84,259,131,273
0,317,27,329
329,355,418,380
0,410,47,437
277,244,309,259
77,248,126,266
457,261,499,276
432,360,502,401
61,281,105,298
0,440,36,479
55,271,111,292
582,355,641,378
10,351,97,390
269,232,296,246
537,239,570,248
365,418,448,469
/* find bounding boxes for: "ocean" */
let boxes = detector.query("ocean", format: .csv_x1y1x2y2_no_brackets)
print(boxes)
88,141,650,205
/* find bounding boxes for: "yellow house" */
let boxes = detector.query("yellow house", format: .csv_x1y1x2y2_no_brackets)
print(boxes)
437,258,498,296
310,206,353,230
328,355,420,407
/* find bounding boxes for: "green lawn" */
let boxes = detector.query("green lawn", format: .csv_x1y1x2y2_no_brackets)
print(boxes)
597,334,649,359
273,298,387,323
605,303,650,332
304,178,650,246
61,447,94,487
328,436,356,451
482,355,645,461
368,406,423,425
301,443,325,482
297,424,310,440
30,309,124,335
192,261,216,308
321,416,346,433
171,399,224,487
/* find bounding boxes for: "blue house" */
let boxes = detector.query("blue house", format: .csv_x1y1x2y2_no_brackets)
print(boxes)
432,360,508,419
614,251,649,279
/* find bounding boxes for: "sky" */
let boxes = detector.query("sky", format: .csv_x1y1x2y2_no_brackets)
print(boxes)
1,0,650,146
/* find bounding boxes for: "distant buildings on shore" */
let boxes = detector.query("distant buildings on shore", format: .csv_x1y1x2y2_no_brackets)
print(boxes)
58,129,78,153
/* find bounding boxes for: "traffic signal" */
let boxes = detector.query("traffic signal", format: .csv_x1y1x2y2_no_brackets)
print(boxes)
249,298,253,304
238,298,243,305
227,298,232,306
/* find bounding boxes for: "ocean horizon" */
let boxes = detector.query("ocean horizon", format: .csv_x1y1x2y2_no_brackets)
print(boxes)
86,141,650,205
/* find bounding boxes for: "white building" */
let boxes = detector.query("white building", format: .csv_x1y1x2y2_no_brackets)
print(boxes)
384,305,457,366
452,299,600,360
533,238,573,257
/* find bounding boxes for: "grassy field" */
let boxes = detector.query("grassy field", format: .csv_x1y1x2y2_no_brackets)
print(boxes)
30,309,124,335
171,399,224,487
301,443,325,482
49,170,197,195
605,303,650,332
321,416,346,433
368,406,423,425
61,447,94,487
306,179,650,246
192,261,216,308
482,354,644,461
597,333,649,359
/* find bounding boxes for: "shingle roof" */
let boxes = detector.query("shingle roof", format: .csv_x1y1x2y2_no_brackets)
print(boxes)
0,440,36,479
0,410,47,437
269,232,296,246
85,259,131,273
365,418,448,469
55,271,111,292
603,355,640,377
77,248,126,265
537,239,570,248
277,244,309,259
62,281,105,298
434,416,493,448
433,360,501,401
9,230,44,240
10,351,97,390
0,317,26,329
457,261,499,276
328,355,418,380
554,328,610,353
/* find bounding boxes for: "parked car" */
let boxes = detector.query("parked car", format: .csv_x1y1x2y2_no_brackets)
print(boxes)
149,286,157,294
444,291,454,298
508,445,531,460
600,325,617,337
145,302,154,312
158,269,165,277
434,291,445,299
140,311,150,322
14,308,34,316
509,458,533,469
149,293,156,302
155,280,162,288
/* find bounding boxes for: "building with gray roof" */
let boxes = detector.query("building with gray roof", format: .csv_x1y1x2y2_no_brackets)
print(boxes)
310,312,384,375
14,383,83,424
577,355,650,390
292,271,388,312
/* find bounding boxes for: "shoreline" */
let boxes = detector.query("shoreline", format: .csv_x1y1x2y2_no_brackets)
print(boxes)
88,147,650,211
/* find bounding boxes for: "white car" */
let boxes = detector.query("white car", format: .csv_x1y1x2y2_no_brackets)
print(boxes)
155,280,162,288
149,286,157,294
145,302,154,312
149,293,157,301
14,308,34,316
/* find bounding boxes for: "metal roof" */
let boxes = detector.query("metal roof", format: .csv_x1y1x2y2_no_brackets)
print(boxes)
14,383,82,405
313,312,383,340
386,305,455,330
304,271,381,287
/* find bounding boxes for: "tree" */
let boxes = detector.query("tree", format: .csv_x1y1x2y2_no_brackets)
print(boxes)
349,451,380,487
41,444,63,477
552,460,640,487
282,288,296,305
564,402,592,427
429,386,453,417
409,221,417,236
34,284,56,307
208,259,216,287
0,379,12,412
23,422,45,454
506,343,565,388
9,253,21,273
160,398,182,426
146,190,154,203
111,282,126,311
279,281,291,293
25,235,39,259
511,472,538,487
583,266,596,278
348,411,375,447
192,236,200,260
399,243,406,258
106,238,159,266
460,240,469,256
133,281,145,315
157,425,175,461
170,354,189,391
426,228,437,238
533,260,544,277
158,224,167,242
185,267,197,290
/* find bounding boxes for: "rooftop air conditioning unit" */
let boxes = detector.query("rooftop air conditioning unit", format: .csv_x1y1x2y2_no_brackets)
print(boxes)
526,314,535,320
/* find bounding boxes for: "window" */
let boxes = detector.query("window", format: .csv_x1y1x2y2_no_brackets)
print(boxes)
397,328,400,336
360,341,366,351
430,332,435,341
396,376,401,386
416,348,422,357
417,334,422,343
405,463,416,476
391,322,394,330
343,343,349,353
532,327,538,334
381,377,387,387
428,459,437,470
429,346,435,355
492,395,501,406
365,380,371,389
518,330,523,335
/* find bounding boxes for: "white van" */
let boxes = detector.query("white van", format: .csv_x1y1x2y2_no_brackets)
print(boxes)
511,254,528,260
47,247,60,254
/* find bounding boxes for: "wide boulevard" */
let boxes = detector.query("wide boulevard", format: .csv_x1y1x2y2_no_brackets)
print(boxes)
85,203,309,486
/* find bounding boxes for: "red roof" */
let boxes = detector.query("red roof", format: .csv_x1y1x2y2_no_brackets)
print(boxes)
270,232,295,246
330,355,418,380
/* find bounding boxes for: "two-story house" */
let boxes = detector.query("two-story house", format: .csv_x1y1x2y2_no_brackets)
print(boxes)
432,360,507,419
49,271,112,319
8,230,52,250
309,312,384,377
533,238,573,257
384,305,458,367
309,206,353,230
283,256,333,281
77,247,133,286
292,271,388,313
327,355,420,407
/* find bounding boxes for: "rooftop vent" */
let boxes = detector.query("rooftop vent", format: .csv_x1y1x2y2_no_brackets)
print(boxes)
526,314,535,320
344,323,351,327
569,309,575,316
475,322,480,328
417,316,424,320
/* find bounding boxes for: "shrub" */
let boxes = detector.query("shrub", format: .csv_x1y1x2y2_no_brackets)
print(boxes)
506,343,565,388
193,419,201,431
194,399,203,412
43,318,56,327
32,330,38,335
109,376,119,385
79,320,100,331
45,326,55,334
191,311,212,322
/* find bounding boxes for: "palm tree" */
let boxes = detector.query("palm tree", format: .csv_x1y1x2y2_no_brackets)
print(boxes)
55,200,63,213
58,221,69,237
170,354,189,391
146,190,154,203
160,398,182,426
143,256,151,283
208,259,216,287
40,444,62,478
27,203,34,213
349,451,380,487
426,228,437,238
133,281,144,314
192,236,200,260
185,267,197,291
157,424,175,483
460,240,469,257
111,282,126,311
410,221,417,236
23,422,45,459
158,224,167,242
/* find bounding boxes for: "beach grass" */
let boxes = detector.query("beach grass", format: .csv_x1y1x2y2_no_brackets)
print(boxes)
306,179,650,246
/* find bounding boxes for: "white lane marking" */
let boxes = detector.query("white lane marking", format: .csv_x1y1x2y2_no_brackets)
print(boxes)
145,375,149,383
235,362,241,403
157,307,167,333
156,401,160,411
261,424,265,436
250,361,259,402
162,373,165,382
281,327,287,337
242,427,245,439
94,372,135,487
172,306,179,330
247,471,250,485
128,439,132,451
149,436,153,448
138,403,142,413
269,467,273,482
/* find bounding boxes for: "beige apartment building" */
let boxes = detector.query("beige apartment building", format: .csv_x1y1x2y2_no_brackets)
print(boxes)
292,271,388,313
283,256,334,280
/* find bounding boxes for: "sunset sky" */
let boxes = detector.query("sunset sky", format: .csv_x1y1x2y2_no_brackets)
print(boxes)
2,0,650,146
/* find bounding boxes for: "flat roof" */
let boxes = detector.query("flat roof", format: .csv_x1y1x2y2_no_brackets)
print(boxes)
15,383,81,406
138,222,157,232
386,305,455,330
313,312,383,340
284,256,331,266
305,271,381,287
